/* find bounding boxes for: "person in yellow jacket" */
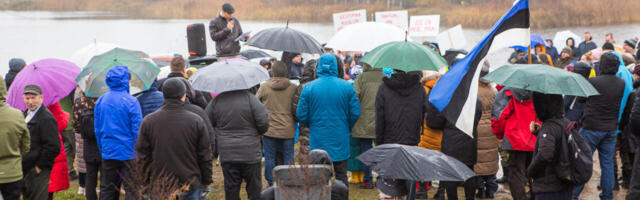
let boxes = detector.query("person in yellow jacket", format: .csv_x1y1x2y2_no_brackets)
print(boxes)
417,71,444,199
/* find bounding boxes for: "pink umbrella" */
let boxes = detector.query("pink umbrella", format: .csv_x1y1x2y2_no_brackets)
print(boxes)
7,58,81,111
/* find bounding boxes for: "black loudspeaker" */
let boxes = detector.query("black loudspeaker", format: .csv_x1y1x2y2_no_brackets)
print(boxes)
187,23,207,57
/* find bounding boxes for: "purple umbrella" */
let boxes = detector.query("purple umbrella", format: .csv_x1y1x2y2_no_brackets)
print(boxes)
7,58,81,111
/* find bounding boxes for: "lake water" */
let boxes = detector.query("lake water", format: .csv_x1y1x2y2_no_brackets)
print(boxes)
1,11,640,75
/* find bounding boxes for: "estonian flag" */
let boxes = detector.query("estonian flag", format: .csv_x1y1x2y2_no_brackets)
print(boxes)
428,0,530,137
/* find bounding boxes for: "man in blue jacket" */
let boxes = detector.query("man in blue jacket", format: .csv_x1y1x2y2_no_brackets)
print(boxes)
136,79,163,117
296,54,360,188
94,65,143,200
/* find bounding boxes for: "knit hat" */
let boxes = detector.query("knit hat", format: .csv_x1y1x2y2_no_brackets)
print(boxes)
162,78,186,99
624,39,638,48
222,3,235,14
561,47,572,55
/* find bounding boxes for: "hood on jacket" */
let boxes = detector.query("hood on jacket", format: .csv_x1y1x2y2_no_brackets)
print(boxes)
317,54,338,78
106,65,130,92
9,58,26,72
300,59,317,85
599,52,620,75
147,79,159,92
506,87,533,101
271,61,288,78
532,92,564,122
573,62,591,79
383,71,421,96
0,76,6,105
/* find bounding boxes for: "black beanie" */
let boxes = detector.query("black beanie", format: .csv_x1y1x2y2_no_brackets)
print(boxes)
599,52,620,75
602,42,615,51
162,78,186,99
222,3,235,14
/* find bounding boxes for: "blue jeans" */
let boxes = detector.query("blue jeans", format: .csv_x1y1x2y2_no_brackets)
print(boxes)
181,187,202,200
572,128,616,200
263,136,294,185
359,139,374,183
476,175,498,194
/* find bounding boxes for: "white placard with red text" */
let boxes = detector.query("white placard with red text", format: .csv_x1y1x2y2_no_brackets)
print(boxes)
375,10,408,30
332,9,367,32
409,15,440,37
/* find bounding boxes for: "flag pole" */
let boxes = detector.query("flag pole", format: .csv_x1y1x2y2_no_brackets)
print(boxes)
528,45,532,64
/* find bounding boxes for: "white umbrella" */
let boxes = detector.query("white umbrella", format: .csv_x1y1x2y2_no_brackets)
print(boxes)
157,66,171,79
70,42,119,68
326,22,409,52
553,30,581,52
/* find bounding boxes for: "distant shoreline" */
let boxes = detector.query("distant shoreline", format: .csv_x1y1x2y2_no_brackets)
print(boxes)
1,0,639,29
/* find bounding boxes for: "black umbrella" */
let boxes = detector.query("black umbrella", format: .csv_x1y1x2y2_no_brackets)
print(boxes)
240,49,272,60
246,23,323,54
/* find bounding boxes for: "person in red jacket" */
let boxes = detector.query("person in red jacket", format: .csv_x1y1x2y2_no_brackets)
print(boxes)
491,87,539,200
46,102,70,199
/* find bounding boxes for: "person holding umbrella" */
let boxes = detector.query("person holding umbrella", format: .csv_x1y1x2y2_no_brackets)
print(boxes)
209,3,246,58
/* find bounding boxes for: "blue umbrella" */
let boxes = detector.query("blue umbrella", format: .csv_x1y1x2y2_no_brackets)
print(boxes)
510,34,549,51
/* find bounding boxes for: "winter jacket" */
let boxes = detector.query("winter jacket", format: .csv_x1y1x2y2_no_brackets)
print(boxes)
47,102,69,193
427,99,482,166
257,61,298,139
631,84,640,137
4,59,25,89
527,118,571,193
59,95,74,132
137,99,213,188
475,83,498,176
295,59,317,160
418,78,443,151
209,14,243,57
174,77,217,157
22,105,60,172
564,62,591,125
375,72,427,146
94,66,143,161
577,74,625,132
290,62,305,79
296,54,360,162
577,40,597,58
547,46,559,63
556,57,576,69
351,65,384,139
0,77,30,184
491,87,539,151
73,93,101,163
137,80,164,117
205,90,269,164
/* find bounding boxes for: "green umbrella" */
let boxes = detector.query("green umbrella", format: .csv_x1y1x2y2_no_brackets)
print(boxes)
482,64,599,97
76,48,160,97
360,41,447,72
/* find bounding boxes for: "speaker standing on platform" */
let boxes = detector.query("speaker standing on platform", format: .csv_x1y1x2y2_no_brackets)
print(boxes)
209,3,247,59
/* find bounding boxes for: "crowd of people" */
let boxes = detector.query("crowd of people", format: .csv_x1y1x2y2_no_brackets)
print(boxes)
2,2,640,200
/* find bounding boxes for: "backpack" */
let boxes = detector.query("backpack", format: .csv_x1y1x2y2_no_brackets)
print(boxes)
549,119,593,186
79,107,96,141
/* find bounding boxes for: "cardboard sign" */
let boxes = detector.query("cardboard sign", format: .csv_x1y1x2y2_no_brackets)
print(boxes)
436,24,467,52
375,10,408,30
333,9,367,32
409,15,440,37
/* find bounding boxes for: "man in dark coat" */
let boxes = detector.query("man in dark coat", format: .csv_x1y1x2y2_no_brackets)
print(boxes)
209,3,244,58
546,39,560,63
137,79,213,199
4,58,25,89
158,56,209,109
136,79,164,117
374,70,427,146
176,78,216,158
627,66,640,200
205,87,269,200
573,52,626,200
528,92,573,199
577,32,598,58
427,97,482,200
21,84,61,200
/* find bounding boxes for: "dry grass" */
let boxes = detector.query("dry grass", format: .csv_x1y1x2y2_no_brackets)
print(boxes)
2,0,639,28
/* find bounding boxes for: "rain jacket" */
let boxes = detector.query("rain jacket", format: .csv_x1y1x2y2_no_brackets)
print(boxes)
375,72,427,146
137,79,164,117
351,65,384,139
47,102,69,193
94,65,143,161
22,105,60,172
256,61,298,139
475,83,498,176
0,77,30,184
209,14,243,57
205,90,269,164
418,77,443,151
491,87,539,151
296,54,360,162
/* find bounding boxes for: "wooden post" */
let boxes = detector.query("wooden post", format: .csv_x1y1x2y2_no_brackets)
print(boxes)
528,45,532,64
